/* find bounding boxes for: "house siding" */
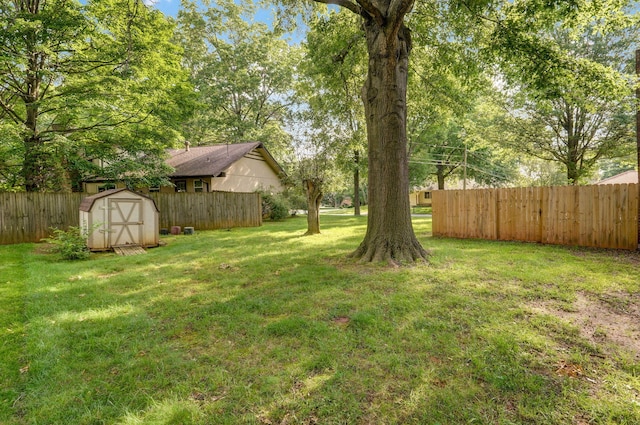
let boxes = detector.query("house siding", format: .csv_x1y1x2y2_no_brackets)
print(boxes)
83,181,128,194
210,155,284,193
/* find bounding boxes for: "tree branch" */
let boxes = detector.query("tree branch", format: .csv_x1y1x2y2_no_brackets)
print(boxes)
39,109,153,137
389,0,414,23
355,0,384,25
312,0,363,16
0,96,23,125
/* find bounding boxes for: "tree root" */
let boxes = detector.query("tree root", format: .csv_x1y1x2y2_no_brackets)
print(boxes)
349,238,429,266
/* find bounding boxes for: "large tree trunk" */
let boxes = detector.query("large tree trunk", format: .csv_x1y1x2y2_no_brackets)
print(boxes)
349,14,428,264
636,49,639,251
304,178,323,235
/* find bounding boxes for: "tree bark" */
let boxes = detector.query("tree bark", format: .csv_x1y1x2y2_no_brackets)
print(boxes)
304,178,323,235
349,10,428,264
436,165,446,190
636,49,640,251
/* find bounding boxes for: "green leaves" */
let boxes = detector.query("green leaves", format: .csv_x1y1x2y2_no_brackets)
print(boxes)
176,0,299,160
0,0,193,191
496,23,637,184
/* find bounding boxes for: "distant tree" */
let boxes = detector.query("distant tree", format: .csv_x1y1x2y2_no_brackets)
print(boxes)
176,0,300,160
499,26,638,184
0,0,191,191
515,158,570,186
597,158,637,181
303,10,368,216
410,117,516,189
289,104,349,235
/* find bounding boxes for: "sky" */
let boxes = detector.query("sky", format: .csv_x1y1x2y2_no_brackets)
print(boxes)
146,0,310,43
144,0,180,16
144,0,276,21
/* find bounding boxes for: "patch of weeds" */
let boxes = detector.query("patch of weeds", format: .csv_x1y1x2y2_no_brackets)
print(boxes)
41,226,90,260
598,292,635,314
469,333,548,393
327,302,354,321
303,352,335,373
119,398,204,425
593,326,608,340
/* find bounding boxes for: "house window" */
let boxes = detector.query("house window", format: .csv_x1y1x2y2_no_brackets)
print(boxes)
98,183,116,192
149,186,160,193
424,191,431,199
194,180,204,192
175,180,187,192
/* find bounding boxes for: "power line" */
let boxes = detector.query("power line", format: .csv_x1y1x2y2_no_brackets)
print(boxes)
409,159,511,181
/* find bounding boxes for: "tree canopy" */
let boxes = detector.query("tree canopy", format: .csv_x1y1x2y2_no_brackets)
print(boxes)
498,25,638,184
175,0,301,161
0,0,192,191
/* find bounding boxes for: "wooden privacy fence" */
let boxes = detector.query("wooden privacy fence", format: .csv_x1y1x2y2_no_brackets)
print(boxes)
432,184,639,251
148,192,261,231
0,192,85,246
0,191,262,245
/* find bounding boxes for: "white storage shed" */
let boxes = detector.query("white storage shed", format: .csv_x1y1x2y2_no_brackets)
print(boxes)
79,188,159,251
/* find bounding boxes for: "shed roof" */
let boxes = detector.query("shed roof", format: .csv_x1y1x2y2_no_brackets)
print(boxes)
166,142,285,178
79,188,159,212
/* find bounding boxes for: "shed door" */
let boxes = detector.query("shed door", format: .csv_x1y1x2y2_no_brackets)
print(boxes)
108,198,143,246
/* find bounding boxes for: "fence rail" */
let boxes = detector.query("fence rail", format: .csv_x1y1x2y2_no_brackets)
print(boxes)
0,191,262,245
432,184,639,250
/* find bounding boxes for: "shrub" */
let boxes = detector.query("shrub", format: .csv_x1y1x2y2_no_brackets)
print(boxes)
42,226,90,260
284,191,307,212
261,193,290,221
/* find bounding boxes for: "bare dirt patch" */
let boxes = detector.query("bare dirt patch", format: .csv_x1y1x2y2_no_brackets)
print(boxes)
332,316,350,325
529,291,640,359
570,247,640,266
32,242,55,255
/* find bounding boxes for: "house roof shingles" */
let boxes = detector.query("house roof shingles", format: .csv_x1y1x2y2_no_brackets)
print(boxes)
167,142,275,178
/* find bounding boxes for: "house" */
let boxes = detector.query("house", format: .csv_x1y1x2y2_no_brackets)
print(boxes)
82,142,286,194
409,189,435,207
596,170,638,185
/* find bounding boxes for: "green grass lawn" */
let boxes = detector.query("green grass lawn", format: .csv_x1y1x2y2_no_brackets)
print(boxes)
1,215,639,424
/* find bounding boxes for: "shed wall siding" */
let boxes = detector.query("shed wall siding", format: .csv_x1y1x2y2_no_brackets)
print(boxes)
81,190,159,250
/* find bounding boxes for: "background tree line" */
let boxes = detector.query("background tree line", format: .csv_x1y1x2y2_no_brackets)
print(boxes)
1,0,638,261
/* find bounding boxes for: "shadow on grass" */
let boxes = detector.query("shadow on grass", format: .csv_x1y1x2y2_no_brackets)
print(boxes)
4,215,640,424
